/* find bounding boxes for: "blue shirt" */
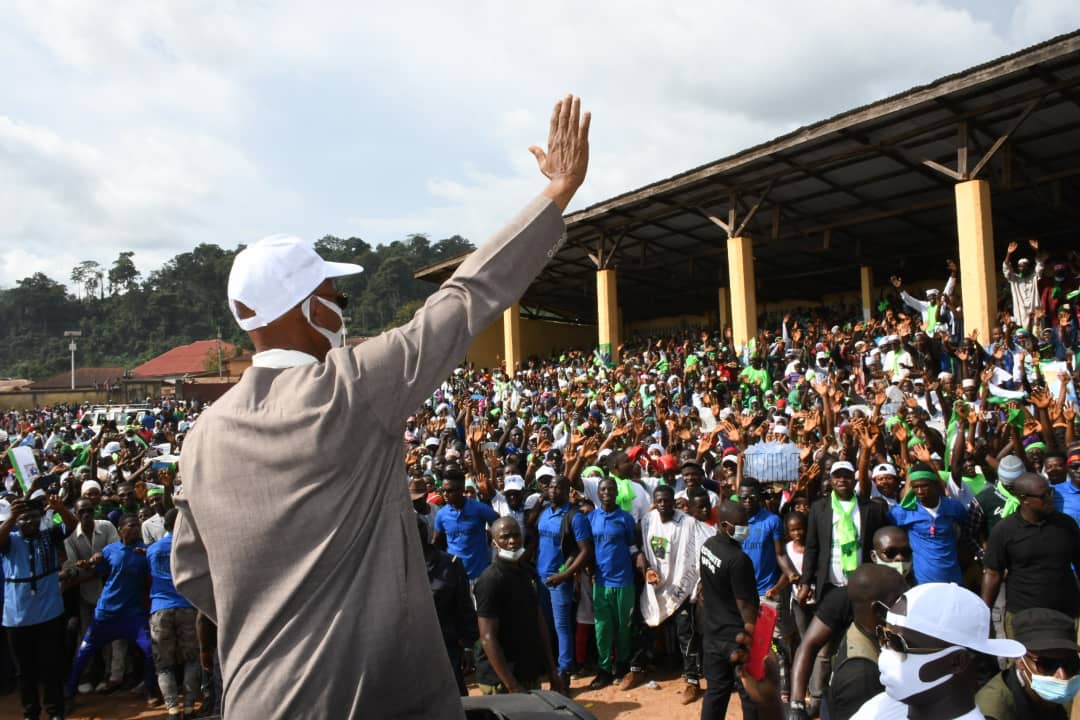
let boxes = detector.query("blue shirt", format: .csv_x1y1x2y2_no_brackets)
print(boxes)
95,541,149,621
889,497,968,584
588,507,636,588
742,508,785,595
1,526,66,627
1053,480,1080,526
537,503,593,578
145,533,192,613
434,498,499,580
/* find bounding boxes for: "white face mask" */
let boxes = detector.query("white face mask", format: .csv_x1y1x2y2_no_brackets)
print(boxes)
728,524,750,543
872,552,912,577
497,547,525,562
301,295,345,350
878,646,959,700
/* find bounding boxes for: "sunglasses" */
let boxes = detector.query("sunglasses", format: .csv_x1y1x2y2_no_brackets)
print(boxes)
875,625,950,655
1029,654,1080,677
877,546,912,560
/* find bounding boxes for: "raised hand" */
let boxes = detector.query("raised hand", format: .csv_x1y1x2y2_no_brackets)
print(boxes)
530,95,591,211
1030,387,1051,410
1029,238,1039,250
1007,241,1019,254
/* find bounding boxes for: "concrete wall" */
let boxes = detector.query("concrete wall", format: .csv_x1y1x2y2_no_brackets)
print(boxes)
0,388,112,411
626,312,712,336
465,314,598,370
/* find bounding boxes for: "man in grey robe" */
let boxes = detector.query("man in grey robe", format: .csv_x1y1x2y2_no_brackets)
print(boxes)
171,95,591,719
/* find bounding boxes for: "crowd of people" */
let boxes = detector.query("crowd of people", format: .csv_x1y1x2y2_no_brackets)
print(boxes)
1,234,1080,720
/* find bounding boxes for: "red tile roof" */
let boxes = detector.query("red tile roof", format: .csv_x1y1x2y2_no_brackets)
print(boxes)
132,340,238,378
31,366,126,389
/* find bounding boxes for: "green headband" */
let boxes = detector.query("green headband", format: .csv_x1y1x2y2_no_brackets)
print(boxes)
908,470,939,483
1025,441,1047,453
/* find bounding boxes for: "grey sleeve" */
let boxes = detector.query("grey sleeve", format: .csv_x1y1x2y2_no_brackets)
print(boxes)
351,196,566,431
171,494,218,622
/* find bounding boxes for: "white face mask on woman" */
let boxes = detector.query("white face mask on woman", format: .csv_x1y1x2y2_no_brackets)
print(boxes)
878,647,959,700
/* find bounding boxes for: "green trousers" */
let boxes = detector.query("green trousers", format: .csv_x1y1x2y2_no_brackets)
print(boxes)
593,584,635,673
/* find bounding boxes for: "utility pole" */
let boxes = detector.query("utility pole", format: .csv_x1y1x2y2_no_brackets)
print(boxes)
64,331,82,389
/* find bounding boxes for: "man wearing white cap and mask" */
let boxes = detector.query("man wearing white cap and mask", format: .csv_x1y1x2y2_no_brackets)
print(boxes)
1003,239,1042,329
851,582,1026,719
171,95,591,719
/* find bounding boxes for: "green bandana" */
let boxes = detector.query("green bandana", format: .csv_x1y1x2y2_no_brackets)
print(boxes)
997,483,1020,518
962,473,987,497
830,492,859,575
900,469,941,510
610,474,637,513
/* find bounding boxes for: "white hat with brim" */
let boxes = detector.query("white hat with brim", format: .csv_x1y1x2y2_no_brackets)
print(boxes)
886,583,1025,658
535,465,557,480
228,234,363,331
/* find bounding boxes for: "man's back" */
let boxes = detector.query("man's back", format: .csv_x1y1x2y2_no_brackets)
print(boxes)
171,194,567,719
173,358,463,718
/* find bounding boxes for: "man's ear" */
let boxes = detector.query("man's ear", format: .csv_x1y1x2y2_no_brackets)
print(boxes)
235,301,256,320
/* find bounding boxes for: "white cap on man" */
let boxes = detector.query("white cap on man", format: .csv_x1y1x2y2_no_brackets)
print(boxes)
227,235,363,331
885,583,1024,658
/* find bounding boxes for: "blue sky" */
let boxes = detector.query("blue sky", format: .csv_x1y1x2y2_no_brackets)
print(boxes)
2,0,1078,288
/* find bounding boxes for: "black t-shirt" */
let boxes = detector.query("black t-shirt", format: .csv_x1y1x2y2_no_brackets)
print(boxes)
814,585,853,633
984,511,1080,615
473,559,545,686
699,534,758,651
827,651,881,720
975,486,1010,536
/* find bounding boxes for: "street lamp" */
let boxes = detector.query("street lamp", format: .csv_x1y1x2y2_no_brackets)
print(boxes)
64,331,82,389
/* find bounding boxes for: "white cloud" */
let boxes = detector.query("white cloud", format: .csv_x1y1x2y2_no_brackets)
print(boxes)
1,0,1078,287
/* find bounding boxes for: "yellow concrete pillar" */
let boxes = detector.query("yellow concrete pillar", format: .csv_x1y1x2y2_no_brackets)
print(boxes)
503,304,521,375
718,287,732,332
596,269,620,363
860,266,874,322
954,180,997,342
726,236,758,349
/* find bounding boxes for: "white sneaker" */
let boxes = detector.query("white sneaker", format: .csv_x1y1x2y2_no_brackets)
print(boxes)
94,681,110,693
78,683,94,694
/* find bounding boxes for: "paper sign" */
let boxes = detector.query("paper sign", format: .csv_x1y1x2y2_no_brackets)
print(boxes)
6,446,41,494
743,441,801,483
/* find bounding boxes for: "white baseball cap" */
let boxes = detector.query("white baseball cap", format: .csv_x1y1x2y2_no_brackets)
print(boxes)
502,474,525,492
535,465,557,480
830,460,856,475
227,234,363,331
872,463,897,479
885,583,1024,658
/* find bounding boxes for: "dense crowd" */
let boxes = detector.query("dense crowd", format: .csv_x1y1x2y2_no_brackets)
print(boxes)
1,240,1079,720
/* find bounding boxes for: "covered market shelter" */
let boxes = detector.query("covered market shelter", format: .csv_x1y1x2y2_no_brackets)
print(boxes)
416,30,1080,370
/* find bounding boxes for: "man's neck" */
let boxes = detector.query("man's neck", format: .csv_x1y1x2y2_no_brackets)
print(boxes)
906,693,975,720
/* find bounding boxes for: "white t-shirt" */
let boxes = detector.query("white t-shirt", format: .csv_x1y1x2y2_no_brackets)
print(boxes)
490,492,526,534
582,475,651,524
675,487,720,510
851,692,984,720
828,498,861,587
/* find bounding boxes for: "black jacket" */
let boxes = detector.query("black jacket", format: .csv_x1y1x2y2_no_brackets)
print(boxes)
799,495,890,594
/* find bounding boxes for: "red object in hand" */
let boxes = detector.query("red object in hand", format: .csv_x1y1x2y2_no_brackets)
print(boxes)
747,602,778,681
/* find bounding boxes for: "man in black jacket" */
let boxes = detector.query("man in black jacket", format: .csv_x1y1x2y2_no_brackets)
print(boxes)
797,461,891,607
418,515,478,695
